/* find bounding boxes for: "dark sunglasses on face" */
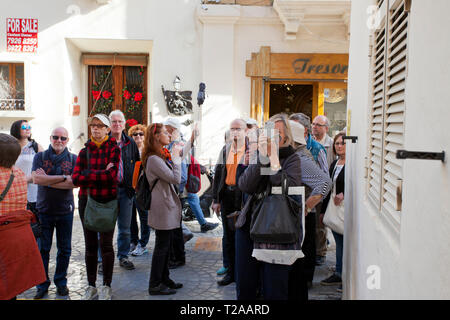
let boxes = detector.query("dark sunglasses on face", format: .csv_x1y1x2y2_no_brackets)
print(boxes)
52,136,68,141
21,124,31,130
90,123,107,129
132,132,144,137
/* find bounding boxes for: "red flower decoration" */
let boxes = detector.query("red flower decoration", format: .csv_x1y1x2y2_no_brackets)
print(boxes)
102,91,112,99
123,90,132,100
126,119,138,127
134,92,143,102
92,90,101,100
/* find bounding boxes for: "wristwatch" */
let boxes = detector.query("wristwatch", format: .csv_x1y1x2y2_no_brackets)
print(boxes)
62,175,67,182
306,206,312,214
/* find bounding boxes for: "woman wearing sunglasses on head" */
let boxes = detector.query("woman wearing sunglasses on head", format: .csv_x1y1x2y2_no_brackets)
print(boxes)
128,124,151,257
10,120,44,217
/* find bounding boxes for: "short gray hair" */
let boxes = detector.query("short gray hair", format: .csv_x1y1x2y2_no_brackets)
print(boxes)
109,109,126,122
313,115,330,127
289,113,311,134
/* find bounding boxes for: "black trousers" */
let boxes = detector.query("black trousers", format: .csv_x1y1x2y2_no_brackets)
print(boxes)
170,224,185,263
287,211,315,301
220,188,241,279
302,211,317,282
149,229,173,288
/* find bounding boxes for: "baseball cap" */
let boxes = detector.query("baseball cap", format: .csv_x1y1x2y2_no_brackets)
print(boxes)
289,120,307,145
91,114,110,127
163,117,181,131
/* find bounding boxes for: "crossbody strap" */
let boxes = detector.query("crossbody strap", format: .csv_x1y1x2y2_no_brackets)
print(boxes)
0,171,15,202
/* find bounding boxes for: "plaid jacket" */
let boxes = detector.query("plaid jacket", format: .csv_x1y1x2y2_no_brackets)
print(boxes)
72,137,121,202
0,167,27,215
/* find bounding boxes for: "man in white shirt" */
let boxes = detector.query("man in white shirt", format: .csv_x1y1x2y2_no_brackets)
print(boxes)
312,115,335,168
311,115,336,266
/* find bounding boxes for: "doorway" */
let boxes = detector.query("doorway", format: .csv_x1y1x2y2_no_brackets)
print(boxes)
268,83,313,118
88,65,148,125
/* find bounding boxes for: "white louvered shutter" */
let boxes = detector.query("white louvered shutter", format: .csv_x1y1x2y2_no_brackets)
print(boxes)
367,0,388,207
382,0,409,218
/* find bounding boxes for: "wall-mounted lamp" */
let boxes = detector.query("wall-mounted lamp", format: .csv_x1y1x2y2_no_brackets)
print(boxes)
173,76,181,91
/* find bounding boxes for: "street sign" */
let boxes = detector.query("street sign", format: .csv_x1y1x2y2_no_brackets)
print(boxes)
6,18,38,53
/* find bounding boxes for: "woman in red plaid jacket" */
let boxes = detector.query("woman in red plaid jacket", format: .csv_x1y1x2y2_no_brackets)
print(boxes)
72,114,120,300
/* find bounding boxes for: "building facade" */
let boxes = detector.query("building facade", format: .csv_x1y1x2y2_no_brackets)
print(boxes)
0,0,350,164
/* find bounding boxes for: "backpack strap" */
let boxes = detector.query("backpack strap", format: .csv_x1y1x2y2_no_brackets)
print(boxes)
0,171,15,202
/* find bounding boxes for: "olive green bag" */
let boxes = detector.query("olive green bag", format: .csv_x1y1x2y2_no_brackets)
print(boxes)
84,148,118,232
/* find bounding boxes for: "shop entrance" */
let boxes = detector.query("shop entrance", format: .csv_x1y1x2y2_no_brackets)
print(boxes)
268,83,313,119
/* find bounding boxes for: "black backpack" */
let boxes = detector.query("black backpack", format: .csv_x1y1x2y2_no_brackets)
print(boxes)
135,166,159,211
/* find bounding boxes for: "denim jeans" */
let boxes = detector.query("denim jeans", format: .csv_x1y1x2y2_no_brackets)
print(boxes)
186,193,206,226
116,188,133,260
37,213,73,290
130,197,150,248
332,230,344,277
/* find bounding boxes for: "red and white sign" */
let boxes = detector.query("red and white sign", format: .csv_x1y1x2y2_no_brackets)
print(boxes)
6,18,38,53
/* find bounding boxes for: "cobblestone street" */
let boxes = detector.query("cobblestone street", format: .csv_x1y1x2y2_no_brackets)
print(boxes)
18,212,341,300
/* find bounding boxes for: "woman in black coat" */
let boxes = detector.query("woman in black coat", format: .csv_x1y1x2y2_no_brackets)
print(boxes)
320,132,346,288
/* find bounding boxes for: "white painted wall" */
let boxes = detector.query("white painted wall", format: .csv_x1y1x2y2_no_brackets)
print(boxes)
346,0,450,299
0,0,348,165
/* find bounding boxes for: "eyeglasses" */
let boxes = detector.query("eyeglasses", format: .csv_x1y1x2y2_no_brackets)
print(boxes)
21,124,31,130
312,123,327,127
90,124,107,129
111,120,124,124
335,142,346,146
52,136,68,141
230,128,243,132
132,132,144,137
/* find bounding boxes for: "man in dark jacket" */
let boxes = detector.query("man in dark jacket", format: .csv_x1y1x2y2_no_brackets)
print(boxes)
212,119,248,286
109,110,140,270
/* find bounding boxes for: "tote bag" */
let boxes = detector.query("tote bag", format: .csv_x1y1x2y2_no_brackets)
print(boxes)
323,165,344,235
84,148,118,232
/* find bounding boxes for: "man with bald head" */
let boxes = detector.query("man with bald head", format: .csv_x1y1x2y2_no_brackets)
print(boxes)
212,118,248,286
312,115,335,167
31,126,78,299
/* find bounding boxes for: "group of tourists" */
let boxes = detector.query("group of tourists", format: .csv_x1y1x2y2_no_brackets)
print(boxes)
0,109,346,301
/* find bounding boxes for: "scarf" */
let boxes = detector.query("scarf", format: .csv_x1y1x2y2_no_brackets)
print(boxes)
161,147,172,164
91,135,109,148
278,145,295,160
45,145,70,175
306,134,326,162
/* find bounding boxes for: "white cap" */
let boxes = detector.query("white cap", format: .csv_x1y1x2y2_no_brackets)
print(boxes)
289,120,307,145
163,117,181,131
91,114,110,127
246,118,258,126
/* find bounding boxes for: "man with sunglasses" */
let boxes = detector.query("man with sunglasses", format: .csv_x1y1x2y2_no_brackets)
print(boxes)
31,127,78,299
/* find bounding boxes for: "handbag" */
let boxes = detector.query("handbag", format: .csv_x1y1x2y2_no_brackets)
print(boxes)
83,148,118,233
323,166,345,235
249,171,302,244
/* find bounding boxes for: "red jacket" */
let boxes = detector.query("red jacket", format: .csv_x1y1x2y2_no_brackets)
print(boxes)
0,210,46,300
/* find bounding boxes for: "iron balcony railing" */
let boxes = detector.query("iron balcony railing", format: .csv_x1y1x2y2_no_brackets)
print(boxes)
0,99,25,111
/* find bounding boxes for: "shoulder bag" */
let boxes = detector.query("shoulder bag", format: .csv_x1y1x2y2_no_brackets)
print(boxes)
249,171,302,244
84,148,118,232
323,165,345,235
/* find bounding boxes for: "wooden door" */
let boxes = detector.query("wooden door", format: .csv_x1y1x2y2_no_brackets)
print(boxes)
88,65,147,126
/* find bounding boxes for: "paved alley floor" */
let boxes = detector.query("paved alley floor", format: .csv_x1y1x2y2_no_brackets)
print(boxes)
17,212,341,300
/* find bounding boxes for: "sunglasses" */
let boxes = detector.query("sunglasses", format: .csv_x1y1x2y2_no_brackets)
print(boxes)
52,136,68,141
21,124,31,130
90,124,107,129
132,132,144,137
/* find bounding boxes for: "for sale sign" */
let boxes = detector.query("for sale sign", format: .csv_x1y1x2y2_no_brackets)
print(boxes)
6,18,38,53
